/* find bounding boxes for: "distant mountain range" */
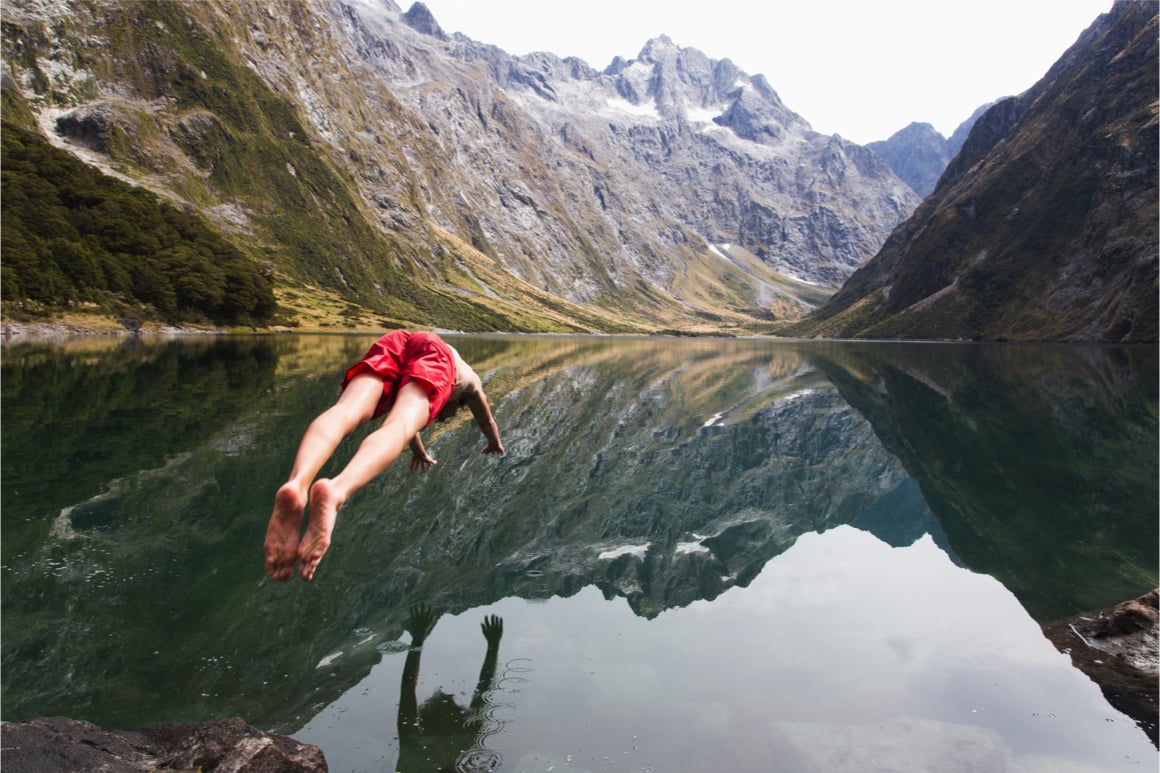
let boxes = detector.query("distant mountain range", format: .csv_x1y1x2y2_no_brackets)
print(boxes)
1,0,1153,341
790,0,1157,342
0,0,916,333
867,108,988,198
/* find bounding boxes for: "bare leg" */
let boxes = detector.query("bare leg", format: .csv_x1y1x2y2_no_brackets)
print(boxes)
298,380,431,581
264,373,384,581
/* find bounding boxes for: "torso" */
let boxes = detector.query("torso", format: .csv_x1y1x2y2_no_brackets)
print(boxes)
447,347,481,402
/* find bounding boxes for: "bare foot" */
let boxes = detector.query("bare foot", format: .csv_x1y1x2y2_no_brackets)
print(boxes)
298,478,345,581
264,483,306,582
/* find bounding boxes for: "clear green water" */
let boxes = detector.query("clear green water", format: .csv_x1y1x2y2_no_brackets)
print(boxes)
1,334,1156,771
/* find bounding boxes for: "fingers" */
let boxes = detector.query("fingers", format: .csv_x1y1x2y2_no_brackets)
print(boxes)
407,603,438,644
409,456,438,471
481,614,504,638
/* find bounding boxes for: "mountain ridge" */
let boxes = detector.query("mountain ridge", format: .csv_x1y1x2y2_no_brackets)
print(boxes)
1,0,917,333
787,0,1158,343
866,106,989,197
2,0,1143,342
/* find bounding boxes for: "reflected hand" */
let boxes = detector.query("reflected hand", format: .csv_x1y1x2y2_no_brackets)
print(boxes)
481,614,503,646
407,603,438,646
410,450,437,472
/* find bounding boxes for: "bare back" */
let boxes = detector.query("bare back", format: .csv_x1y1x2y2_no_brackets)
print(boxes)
448,346,483,403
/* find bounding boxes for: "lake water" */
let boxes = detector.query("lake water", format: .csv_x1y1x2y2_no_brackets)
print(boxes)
1,334,1156,772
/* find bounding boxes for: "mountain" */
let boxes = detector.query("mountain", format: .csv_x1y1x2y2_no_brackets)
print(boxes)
867,106,989,198
788,0,1158,343
0,0,919,334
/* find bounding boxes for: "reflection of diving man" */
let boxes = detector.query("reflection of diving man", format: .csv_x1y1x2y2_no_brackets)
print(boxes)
396,603,505,773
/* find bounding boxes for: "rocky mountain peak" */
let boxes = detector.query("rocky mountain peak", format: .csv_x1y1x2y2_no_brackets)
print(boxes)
637,34,678,60
712,76,806,143
867,112,988,198
401,1,446,39
3,0,920,332
892,121,941,143
865,122,948,198
596,37,809,143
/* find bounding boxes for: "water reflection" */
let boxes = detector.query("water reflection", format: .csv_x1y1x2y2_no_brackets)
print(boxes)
397,604,507,772
811,342,1158,621
305,528,1152,772
1,335,1155,767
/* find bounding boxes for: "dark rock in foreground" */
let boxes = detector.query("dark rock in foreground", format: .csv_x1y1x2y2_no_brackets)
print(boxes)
1044,589,1159,746
0,716,327,772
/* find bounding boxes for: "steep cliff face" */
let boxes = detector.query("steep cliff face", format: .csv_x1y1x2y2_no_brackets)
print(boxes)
331,8,918,293
1,0,918,332
791,0,1159,342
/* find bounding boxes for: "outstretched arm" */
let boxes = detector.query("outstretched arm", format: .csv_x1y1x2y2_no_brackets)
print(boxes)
451,353,503,455
398,603,438,733
409,433,436,471
470,615,503,712
466,390,503,456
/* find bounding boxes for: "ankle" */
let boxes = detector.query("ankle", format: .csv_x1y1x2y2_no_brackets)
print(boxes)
279,480,308,501
311,477,345,506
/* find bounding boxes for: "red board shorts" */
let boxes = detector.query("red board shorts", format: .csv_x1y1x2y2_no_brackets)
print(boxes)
341,330,457,426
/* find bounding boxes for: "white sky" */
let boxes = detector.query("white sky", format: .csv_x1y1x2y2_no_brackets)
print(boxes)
417,0,1114,145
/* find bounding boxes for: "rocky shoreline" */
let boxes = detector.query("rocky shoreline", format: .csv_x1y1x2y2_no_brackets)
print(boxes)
1,317,225,344
1044,589,1160,745
0,717,327,772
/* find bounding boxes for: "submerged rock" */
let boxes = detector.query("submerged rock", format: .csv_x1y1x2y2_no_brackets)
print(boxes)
0,716,327,772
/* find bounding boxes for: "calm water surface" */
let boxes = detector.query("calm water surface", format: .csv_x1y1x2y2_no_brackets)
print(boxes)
1,334,1156,772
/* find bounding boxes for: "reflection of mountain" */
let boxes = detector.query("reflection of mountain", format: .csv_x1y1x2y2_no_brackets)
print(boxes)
411,363,909,620
0,337,279,540
5,336,1153,740
0,337,290,729
851,477,957,561
0,335,919,733
267,337,925,728
812,343,1159,623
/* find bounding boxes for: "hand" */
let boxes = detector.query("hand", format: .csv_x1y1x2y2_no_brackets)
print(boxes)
407,603,438,646
481,440,504,456
481,614,503,646
410,451,437,472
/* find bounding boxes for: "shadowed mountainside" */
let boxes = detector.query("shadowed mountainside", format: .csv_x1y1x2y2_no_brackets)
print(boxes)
789,0,1158,342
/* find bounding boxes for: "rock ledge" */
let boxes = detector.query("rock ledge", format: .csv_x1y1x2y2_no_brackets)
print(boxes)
0,716,327,772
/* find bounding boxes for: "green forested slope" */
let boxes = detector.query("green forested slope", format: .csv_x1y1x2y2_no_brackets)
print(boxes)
2,122,276,326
